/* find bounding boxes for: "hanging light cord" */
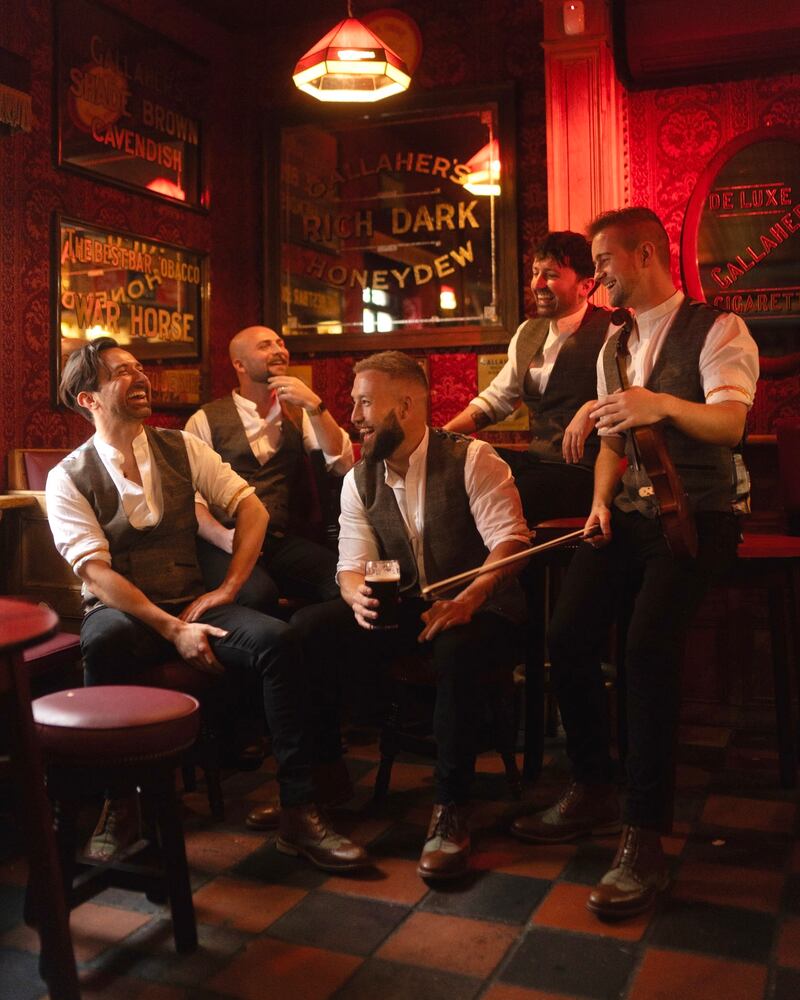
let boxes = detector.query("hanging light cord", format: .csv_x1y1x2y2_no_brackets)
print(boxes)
347,0,354,16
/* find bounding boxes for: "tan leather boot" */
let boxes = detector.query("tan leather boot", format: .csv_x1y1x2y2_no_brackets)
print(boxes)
83,795,141,862
586,825,669,919
246,758,354,831
276,804,369,872
510,782,621,844
417,803,470,881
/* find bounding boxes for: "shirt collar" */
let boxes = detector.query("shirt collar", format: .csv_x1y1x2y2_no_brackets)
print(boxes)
93,426,148,466
551,300,589,337
233,388,280,420
384,426,429,487
636,290,683,328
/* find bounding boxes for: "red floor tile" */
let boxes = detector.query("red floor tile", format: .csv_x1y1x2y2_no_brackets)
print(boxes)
701,795,797,833
675,764,712,789
208,937,362,1000
0,856,28,886
531,882,651,941
357,761,435,793
791,841,800,873
777,916,800,969
482,987,577,1000
376,911,517,978
471,834,575,880
673,860,784,913
192,876,307,932
323,857,429,905
183,827,265,873
628,948,767,1000
661,834,686,857
0,902,151,963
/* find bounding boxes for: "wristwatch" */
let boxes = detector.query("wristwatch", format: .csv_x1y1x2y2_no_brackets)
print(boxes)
308,401,327,417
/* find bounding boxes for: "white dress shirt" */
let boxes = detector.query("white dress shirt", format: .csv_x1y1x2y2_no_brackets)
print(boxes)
185,390,354,475
336,429,530,589
596,291,759,438
46,428,254,577
470,303,597,422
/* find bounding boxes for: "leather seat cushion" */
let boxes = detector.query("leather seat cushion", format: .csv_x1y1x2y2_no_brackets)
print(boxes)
33,685,200,760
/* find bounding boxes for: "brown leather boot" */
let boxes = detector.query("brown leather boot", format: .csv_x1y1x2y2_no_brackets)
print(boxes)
246,758,354,831
417,803,470,881
83,795,141,862
586,825,669,919
276,804,369,872
510,782,621,844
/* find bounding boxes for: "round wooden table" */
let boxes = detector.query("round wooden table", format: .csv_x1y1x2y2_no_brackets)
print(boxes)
0,597,58,655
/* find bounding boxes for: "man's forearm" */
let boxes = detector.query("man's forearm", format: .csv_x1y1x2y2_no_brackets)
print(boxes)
593,439,625,508
309,408,347,456
453,539,528,610
661,397,747,447
195,502,234,550
222,495,268,596
79,560,183,643
443,405,492,434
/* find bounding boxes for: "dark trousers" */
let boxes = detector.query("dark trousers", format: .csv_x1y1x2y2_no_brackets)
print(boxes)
81,602,313,806
197,534,339,611
548,508,738,831
291,597,518,804
494,450,595,526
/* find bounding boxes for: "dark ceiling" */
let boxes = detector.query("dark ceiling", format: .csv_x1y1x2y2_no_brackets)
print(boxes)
189,0,379,31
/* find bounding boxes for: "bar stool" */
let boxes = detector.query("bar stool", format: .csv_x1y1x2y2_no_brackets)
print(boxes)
31,684,201,953
0,597,79,1000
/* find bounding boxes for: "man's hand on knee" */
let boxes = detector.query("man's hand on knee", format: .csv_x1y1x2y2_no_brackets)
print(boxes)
172,621,227,673
417,598,477,642
179,586,236,623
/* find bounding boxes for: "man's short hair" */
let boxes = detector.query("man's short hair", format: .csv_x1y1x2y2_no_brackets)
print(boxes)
59,336,119,422
587,207,671,269
353,351,429,391
531,231,594,280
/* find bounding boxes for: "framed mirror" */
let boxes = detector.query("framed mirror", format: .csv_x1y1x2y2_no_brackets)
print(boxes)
265,86,518,351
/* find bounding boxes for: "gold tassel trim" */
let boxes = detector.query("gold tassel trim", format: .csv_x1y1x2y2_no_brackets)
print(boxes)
0,83,32,132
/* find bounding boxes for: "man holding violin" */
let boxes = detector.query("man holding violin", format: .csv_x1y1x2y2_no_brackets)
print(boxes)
511,207,759,920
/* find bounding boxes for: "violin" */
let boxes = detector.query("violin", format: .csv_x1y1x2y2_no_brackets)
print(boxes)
612,308,698,559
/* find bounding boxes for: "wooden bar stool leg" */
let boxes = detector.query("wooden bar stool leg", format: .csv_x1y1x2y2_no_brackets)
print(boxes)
767,575,797,789
150,771,198,954
523,564,546,780
374,697,400,801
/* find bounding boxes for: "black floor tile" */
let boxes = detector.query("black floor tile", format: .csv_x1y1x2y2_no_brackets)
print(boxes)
774,966,800,1000
370,822,430,861
559,841,618,886
650,898,776,963
783,875,800,915
0,948,47,1000
333,956,480,1000
230,842,330,888
500,927,636,998
420,871,549,925
268,891,409,956
681,830,792,871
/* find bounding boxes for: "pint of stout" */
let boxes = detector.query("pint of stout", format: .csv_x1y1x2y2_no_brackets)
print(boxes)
365,559,400,629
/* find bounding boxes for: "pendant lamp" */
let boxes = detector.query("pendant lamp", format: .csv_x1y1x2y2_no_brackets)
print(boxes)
462,139,501,197
292,1,411,103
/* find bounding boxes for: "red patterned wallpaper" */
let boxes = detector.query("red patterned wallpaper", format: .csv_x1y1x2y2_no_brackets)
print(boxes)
626,73,800,432
0,0,262,487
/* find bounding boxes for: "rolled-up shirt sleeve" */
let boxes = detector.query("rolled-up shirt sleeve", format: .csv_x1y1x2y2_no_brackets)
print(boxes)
302,411,355,475
700,312,759,407
469,326,523,423
465,440,531,547
46,464,112,575
335,470,381,581
181,431,254,517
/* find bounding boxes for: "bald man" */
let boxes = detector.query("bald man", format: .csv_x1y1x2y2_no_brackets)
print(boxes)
185,326,354,609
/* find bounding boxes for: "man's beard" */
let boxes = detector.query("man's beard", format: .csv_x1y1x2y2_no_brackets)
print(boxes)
364,410,405,465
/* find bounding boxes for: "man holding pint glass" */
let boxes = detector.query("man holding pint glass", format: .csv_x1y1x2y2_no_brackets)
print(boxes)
292,351,530,880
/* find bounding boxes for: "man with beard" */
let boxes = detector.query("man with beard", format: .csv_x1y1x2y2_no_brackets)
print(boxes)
285,351,530,881
444,231,611,523
46,338,368,872
510,208,758,920
185,326,353,609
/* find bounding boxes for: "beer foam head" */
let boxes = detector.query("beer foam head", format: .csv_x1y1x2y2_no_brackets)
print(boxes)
365,571,400,582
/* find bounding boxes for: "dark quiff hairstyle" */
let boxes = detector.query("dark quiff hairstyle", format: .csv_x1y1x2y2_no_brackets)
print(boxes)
587,207,671,270
353,350,429,391
531,231,595,280
59,336,120,422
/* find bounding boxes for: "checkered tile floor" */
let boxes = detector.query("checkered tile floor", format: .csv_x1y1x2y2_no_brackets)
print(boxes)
1,726,799,1000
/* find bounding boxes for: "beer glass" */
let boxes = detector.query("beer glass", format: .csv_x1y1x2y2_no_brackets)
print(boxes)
365,559,400,629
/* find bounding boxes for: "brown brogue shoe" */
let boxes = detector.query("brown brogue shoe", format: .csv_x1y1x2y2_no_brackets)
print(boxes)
83,795,142,862
276,804,369,872
313,758,354,807
417,803,470,881
245,798,281,831
510,782,621,844
586,825,669,920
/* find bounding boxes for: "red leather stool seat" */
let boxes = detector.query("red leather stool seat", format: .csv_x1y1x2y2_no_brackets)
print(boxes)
33,685,200,761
